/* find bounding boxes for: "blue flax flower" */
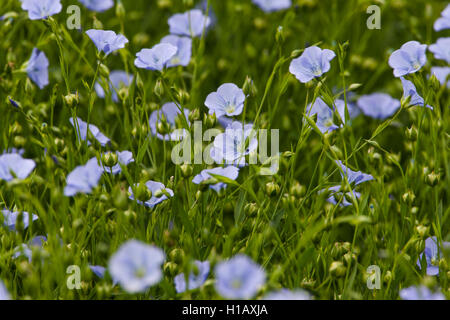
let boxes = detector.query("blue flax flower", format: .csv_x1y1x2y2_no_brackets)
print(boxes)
431,67,450,88
0,281,10,300
264,289,312,300
210,121,258,167
388,41,427,77
401,78,433,109
323,161,373,207
252,0,291,12
149,102,190,141
168,9,211,38
215,254,266,299
192,166,240,193
289,46,336,83
135,43,178,71
128,181,174,208
95,70,133,103
160,35,192,67
70,117,110,147
21,0,62,20
174,260,210,293
79,0,114,12
205,83,246,118
13,236,46,261
86,29,128,56
306,98,340,134
357,93,401,119
336,160,374,186
429,38,450,64
434,5,450,31
417,236,450,276
64,157,103,197
400,285,445,300
1,209,38,231
109,240,165,293
102,151,134,174
27,48,49,89
0,153,36,182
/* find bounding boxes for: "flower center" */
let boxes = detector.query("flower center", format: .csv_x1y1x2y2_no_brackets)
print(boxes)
135,267,146,279
232,279,242,289
225,103,236,114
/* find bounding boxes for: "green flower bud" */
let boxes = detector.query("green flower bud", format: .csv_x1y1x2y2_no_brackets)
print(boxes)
275,26,285,44
266,181,281,197
154,78,164,99
115,0,126,20
415,239,425,253
291,49,303,59
99,64,110,78
135,184,152,202
425,171,440,187
188,108,201,122
429,74,441,91
204,113,216,129
402,190,415,205
102,152,118,168
163,262,179,277
383,271,392,283
13,136,26,148
242,75,257,97
93,17,103,30
54,138,65,152
169,248,185,264
180,163,193,178
329,261,347,278
64,93,78,108
415,225,429,238
244,203,258,217
290,181,306,198
405,126,418,141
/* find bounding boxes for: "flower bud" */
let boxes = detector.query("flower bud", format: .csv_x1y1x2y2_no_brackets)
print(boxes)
244,203,258,217
102,152,118,168
290,181,306,198
266,181,281,197
163,262,179,277
425,171,440,187
383,270,392,283
135,184,152,202
275,26,284,44
180,163,193,178
405,126,418,141
415,239,425,253
402,190,415,205
291,49,303,59
169,248,185,264
116,0,126,20
203,113,216,128
329,261,347,278
429,74,441,91
64,93,78,108
99,64,110,78
188,108,200,122
154,78,164,99
243,75,257,97
415,225,429,238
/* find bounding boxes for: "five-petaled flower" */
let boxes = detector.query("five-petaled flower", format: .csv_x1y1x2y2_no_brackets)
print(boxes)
160,35,193,67
21,0,62,20
0,153,36,182
429,37,450,64
168,9,211,38
289,46,336,83
214,254,266,299
64,157,104,197
86,29,129,56
357,93,401,119
109,240,165,294
252,0,292,12
210,121,258,167
135,43,178,71
192,166,240,192
400,285,445,300
70,117,111,147
400,78,433,109
27,48,49,89
388,41,427,77
1,209,39,231
434,4,450,31
78,0,114,12
174,260,210,293
205,83,246,118
417,236,450,276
